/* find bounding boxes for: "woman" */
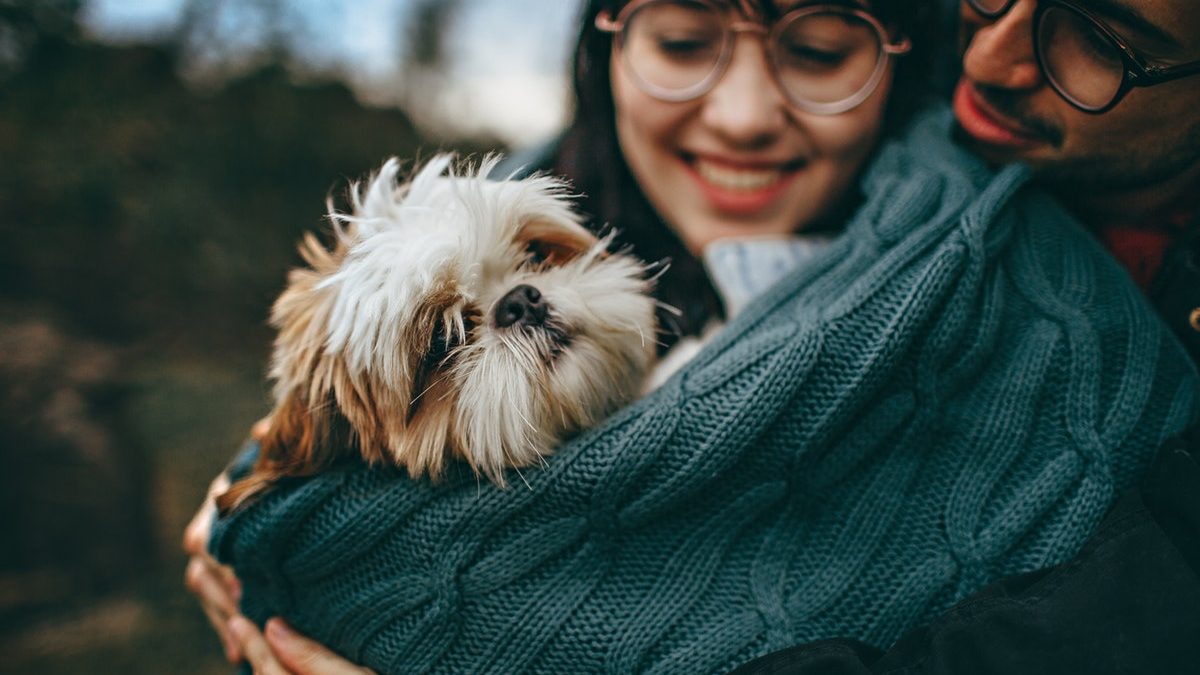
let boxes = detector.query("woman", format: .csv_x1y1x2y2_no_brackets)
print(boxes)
184,1,1196,673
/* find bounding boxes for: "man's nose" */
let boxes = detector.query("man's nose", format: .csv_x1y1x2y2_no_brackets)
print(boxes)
700,38,788,147
960,0,1042,90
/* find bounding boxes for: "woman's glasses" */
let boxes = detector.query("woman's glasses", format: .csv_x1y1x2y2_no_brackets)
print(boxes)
595,0,911,115
966,0,1200,113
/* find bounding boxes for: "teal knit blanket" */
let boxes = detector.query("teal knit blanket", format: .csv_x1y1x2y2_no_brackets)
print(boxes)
212,109,1199,674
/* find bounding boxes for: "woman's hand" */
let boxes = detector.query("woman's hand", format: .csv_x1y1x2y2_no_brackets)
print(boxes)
183,471,245,662
229,617,376,675
183,416,271,662
185,417,371,673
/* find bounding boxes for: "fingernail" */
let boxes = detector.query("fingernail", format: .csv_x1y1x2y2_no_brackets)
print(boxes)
228,615,254,639
266,617,294,641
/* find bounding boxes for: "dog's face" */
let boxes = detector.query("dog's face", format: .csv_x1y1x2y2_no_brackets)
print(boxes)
251,156,656,492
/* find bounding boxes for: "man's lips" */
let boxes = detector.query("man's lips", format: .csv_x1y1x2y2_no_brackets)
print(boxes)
953,79,1047,150
682,153,804,214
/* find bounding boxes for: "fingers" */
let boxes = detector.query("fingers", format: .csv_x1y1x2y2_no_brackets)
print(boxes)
182,500,214,557
187,559,241,663
185,557,239,617
230,616,291,675
265,619,375,675
203,596,243,663
185,553,244,663
182,473,230,556
183,471,244,663
182,476,242,606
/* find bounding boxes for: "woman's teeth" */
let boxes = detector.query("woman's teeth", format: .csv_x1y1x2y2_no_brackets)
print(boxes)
695,160,782,191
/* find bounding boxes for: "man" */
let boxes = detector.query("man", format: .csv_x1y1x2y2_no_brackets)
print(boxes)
732,1,1200,671
952,0,1200,358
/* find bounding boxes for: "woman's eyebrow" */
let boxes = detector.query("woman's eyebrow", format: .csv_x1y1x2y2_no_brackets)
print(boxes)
1084,0,1182,52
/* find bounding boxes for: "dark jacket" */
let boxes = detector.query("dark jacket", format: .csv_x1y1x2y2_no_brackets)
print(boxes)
731,222,1200,674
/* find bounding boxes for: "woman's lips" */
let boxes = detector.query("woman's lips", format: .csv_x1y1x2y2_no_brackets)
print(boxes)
684,154,802,215
953,79,1045,150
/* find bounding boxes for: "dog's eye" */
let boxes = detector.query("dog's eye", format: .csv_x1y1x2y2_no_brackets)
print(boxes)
516,218,598,265
524,240,550,266
423,310,478,365
427,323,459,361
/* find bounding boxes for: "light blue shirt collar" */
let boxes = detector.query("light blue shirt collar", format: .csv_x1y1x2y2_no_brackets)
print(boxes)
702,236,832,318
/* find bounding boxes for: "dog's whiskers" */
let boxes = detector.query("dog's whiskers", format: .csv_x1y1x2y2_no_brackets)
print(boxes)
409,374,446,409
512,463,534,491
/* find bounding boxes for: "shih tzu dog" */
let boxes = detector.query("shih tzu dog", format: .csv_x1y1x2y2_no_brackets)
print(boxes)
217,155,657,513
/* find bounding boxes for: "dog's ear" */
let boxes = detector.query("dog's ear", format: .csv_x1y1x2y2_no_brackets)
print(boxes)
216,228,355,515
393,367,458,481
215,391,351,515
516,216,598,265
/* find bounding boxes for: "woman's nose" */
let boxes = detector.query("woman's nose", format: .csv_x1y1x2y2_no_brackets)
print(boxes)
961,0,1043,91
700,37,788,147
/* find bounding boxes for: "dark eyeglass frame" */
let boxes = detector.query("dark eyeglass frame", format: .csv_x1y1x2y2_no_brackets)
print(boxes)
595,0,912,115
965,0,1200,113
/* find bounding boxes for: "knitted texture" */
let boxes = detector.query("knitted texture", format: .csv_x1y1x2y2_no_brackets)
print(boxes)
212,109,1199,674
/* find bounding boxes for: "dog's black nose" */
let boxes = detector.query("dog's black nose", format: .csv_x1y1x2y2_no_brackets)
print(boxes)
494,284,548,328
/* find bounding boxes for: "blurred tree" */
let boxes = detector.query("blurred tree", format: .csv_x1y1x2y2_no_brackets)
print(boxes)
397,0,462,131
405,0,460,69
173,0,310,85
0,6,500,667
0,0,81,74
0,32,431,343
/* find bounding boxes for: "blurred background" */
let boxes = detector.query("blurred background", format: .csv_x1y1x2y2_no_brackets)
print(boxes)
0,1,580,672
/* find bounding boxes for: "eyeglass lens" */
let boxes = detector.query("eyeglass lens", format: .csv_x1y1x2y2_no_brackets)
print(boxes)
775,12,882,105
1037,5,1125,110
621,0,885,106
965,0,1128,111
967,0,1016,18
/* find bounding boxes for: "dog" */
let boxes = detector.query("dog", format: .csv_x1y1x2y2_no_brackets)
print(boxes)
217,155,658,513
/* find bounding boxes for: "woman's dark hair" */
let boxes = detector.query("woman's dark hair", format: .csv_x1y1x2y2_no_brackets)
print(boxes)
554,0,944,346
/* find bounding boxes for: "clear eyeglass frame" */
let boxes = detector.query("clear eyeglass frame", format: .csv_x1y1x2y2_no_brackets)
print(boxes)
595,0,912,115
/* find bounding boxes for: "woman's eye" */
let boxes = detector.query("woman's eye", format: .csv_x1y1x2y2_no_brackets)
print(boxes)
781,44,848,69
653,33,721,61
658,37,712,53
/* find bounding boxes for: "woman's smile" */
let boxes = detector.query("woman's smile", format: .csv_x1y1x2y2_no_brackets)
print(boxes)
684,153,805,215
611,14,893,253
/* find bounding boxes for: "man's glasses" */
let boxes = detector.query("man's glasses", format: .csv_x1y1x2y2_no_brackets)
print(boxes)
966,0,1200,113
595,0,911,115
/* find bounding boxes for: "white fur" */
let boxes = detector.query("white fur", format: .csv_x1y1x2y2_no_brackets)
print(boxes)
294,155,657,484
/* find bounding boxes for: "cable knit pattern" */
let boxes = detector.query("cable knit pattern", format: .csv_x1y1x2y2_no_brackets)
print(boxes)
211,109,1199,674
